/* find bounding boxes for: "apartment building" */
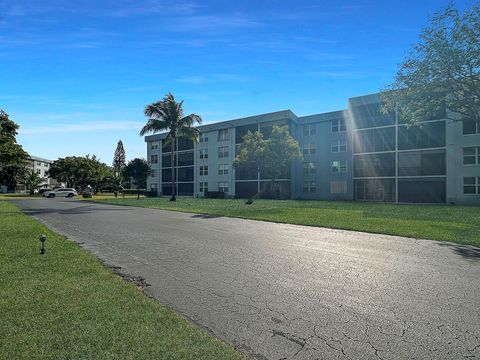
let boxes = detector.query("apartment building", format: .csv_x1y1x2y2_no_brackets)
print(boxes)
10,156,53,193
145,92,480,204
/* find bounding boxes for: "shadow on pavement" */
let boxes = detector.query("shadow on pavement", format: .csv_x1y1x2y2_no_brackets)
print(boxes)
437,242,480,261
190,214,221,219
16,203,131,217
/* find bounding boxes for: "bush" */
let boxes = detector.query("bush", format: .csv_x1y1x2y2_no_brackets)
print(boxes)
145,190,158,197
206,191,225,199
121,189,146,195
82,193,92,198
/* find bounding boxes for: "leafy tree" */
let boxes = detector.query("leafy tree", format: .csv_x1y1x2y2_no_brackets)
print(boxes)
48,155,111,191
381,2,480,125
234,125,302,202
112,140,126,177
140,93,202,201
124,158,151,199
0,110,29,191
22,170,45,195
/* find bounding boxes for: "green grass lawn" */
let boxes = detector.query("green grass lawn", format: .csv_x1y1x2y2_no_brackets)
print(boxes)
89,196,480,246
0,193,42,200
0,201,245,360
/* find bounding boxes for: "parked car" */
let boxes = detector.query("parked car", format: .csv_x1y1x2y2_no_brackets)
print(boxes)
43,188,78,198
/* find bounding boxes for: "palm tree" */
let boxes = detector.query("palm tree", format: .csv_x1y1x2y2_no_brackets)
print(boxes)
23,170,45,195
140,93,202,201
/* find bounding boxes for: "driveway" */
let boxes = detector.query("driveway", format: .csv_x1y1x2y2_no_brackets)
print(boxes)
14,198,480,360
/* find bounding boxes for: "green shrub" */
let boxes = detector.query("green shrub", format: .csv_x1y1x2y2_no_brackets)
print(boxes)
122,189,146,195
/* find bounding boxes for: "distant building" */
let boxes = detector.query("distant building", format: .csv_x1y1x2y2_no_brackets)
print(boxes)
145,92,480,204
14,156,55,193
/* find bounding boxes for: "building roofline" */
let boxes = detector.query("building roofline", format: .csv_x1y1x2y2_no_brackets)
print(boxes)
145,109,298,142
29,155,52,162
297,109,348,123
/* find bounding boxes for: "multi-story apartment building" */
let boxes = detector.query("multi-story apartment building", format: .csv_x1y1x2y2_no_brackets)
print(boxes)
13,156,54,193
145,92,480,204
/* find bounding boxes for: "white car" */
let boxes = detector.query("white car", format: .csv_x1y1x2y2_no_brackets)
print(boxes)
44,188,78,198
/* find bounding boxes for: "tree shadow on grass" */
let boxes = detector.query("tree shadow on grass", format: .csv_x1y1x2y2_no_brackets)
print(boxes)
437,242,480,261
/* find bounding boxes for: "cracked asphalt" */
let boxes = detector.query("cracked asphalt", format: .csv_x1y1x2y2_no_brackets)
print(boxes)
14,198,480,360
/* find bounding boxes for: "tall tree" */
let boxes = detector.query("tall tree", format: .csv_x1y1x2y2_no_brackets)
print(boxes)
124,158,151,199
140,93,202,201
48,155,111,191
112,140,126,176
381,1,480,125
0,110,29,191
22,170,45,195
234,125,302,202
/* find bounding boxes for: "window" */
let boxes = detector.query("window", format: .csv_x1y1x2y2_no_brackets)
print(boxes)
302,143,316,155
331,181,347,194
219,164,229,175
354,127,395,153
463,119,480,135
303,162,316,175
303,181,316,193
199,148,208,159
177,167,194,182
463,147,480,165
218,146,229,158
463,177,480,195
354,153,395,177
37,169,41,174
150,142,159,150
398,121,446,150
218,181,229,193
199,133,208,143
150,154,158,164
199,165,208,176
199,182,208,193
218,129,229,141
332,118,346,132
150,169,156,177
398,150,446,176
355,179,395,202
351,103,396,129
303,124,316,136
331,160,347,173
332,139,347,153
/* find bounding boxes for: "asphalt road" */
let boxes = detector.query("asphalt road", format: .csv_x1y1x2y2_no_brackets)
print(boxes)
13,198,480,360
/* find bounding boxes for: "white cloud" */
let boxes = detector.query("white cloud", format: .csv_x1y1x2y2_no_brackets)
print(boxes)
20,121,144,135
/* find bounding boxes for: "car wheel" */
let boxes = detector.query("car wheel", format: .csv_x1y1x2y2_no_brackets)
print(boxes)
48,194,55,198
67,193,74,198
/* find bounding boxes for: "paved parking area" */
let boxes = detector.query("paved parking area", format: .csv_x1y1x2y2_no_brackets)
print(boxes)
14,198,480,359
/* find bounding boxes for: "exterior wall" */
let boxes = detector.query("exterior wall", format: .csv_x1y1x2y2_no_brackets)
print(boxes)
294,112,353,200
146,140,161,194
144,95,480,205
194,126,236,197
350,93,450,203
447,117,480,204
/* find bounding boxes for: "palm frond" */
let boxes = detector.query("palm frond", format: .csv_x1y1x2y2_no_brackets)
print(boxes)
144,102,167,120
177,126,201,143
139,119,170,136
178,114,202,127
141,93,201,139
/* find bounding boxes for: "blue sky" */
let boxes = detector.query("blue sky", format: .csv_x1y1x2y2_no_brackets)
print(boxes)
0,0,474,163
